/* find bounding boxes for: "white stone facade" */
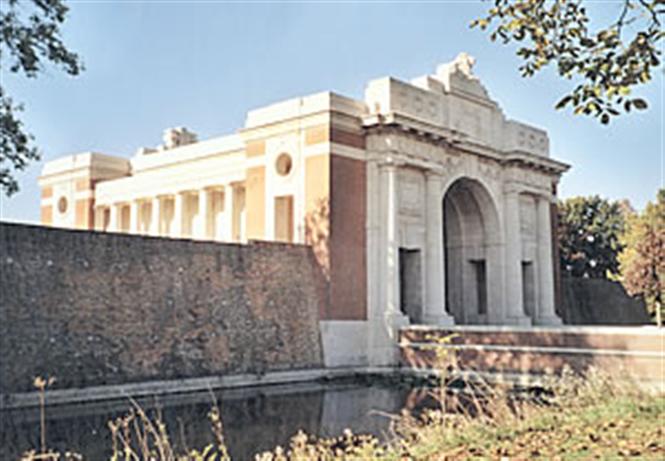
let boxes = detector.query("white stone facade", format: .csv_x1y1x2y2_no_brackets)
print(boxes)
358,55,568,365
39,54,569,368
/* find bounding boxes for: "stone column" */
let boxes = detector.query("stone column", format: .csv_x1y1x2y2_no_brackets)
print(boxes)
224,184,234,242
150,197,160,236
173,192,184,237
109,204,119,232
382,162,401,318
129,201,139,234
369,160,409,367
198,188,210,240
536,195,563,325
424,171,455,325
503,188,531,325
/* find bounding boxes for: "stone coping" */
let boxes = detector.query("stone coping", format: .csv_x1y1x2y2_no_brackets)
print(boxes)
4,365,661,411
0,367,398,410
403,324,664,335
399,342,664,358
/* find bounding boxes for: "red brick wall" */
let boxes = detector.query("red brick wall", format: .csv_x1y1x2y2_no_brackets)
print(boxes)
400,327,664,382
0,223,325,394
328,154,367,320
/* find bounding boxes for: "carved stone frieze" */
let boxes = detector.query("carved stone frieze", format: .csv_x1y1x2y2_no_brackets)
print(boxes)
395,87,440,122
398,170,424,217
517,129,547,153
366,130,458,168
504,166,554,197
519,194,537,240
478,158,502,181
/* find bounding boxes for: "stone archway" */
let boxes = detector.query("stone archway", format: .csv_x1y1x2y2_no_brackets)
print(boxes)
443,178,502,324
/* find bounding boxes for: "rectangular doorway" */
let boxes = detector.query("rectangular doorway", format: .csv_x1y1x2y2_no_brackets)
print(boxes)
471,259,487,316
399,248,422,323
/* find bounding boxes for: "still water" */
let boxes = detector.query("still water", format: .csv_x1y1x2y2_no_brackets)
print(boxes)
1,378,434,460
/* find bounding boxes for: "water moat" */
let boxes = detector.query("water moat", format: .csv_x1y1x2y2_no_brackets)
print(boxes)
1,377,435,460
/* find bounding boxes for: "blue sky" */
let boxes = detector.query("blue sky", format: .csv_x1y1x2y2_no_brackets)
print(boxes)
1,1,662,222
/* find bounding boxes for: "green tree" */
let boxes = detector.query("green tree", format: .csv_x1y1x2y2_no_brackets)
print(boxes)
557,196,627,278
1,0,83,196
618,189,665,325
472,0,663,124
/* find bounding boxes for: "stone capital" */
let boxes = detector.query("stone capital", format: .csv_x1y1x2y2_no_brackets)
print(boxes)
503,181,523,196
377,158,405,170
425,169,445,179
537,192,555,204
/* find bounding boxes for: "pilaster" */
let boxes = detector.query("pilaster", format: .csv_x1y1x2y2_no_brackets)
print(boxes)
94,206,105,231
198,188,210,240
224,185,235,242
109,204,119,232
380,161,403,320
368,160,409,366
536,195,563,325
503,186,531,325
173,192,184,237
129,201,139,234
150,197,160,236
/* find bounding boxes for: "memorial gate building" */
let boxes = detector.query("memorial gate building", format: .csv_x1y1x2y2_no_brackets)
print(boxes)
38,54,569,366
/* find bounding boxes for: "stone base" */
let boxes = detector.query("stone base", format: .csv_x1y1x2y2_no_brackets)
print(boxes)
368,313,409,367
387,312,411,328
423,313,456,326
533,315,564,326
320,320,370,367
505,315,533,326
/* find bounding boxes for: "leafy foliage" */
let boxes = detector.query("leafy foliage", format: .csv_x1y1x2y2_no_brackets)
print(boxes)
618,189,665,324
557,196,628,278
472,0,663,123
0,0,83,196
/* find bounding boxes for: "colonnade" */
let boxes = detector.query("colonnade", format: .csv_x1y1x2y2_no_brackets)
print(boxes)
375,164,561,327
95,183,245,242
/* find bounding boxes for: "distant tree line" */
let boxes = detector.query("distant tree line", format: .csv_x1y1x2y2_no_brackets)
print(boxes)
557,189,664,325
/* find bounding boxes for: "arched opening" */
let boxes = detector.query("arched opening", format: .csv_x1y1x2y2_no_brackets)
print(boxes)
443,178,502,324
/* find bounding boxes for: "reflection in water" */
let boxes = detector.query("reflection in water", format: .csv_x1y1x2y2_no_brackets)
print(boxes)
1,379,434,460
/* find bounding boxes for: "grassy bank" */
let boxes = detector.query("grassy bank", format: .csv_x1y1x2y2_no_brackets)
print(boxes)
380,389,664,460
255,370,665,460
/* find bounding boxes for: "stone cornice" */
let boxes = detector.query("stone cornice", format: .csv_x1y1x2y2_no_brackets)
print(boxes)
363,118,569,176
503,151,570,174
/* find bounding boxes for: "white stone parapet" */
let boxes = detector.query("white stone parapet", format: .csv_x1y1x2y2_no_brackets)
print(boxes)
364,57,551,159
504,121,550,157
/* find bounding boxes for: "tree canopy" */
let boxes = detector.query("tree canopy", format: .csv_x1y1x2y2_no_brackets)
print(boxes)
618,189,665,324
557,196,628,278
0,0,83,196
473,0,663,124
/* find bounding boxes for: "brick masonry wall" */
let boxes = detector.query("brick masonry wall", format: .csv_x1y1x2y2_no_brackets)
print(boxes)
0,223,326,394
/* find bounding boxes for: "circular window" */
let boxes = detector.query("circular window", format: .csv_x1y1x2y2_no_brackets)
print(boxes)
57,197,68,214
275,153,293,176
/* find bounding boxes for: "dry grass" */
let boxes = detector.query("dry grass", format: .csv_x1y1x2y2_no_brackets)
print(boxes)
250,367,664,460
19,366,664,460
